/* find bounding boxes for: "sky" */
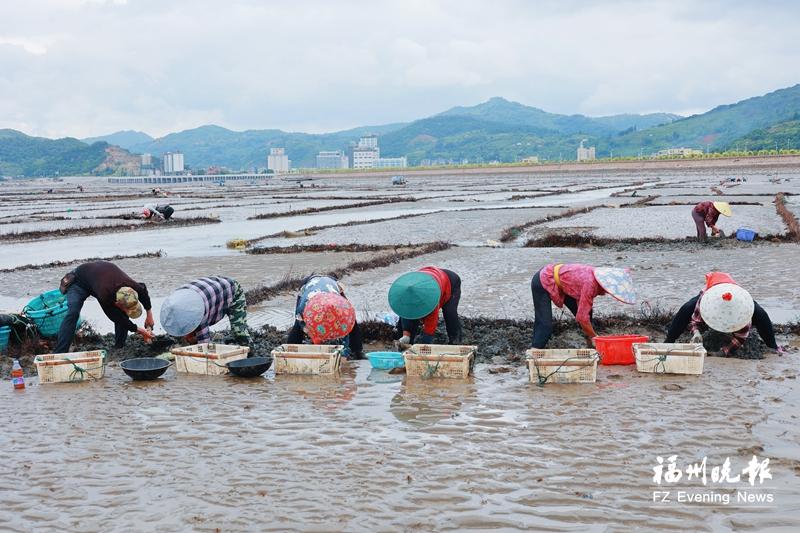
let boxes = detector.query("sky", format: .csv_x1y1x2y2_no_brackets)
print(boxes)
0,0,798,139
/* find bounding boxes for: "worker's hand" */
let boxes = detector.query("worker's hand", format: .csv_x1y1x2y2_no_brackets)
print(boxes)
691,331,703,344
138,327,155,344
585,336,596,349
399,335,411,345
144,311,155,330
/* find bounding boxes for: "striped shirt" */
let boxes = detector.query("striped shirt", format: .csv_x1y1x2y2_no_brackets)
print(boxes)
690,289,751,355
181,276,238,343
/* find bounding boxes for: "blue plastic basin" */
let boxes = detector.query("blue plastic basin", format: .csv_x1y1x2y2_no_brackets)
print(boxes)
736,228,757,241
366,351,405,370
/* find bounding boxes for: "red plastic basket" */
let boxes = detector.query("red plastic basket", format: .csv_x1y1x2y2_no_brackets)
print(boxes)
593,335,650,365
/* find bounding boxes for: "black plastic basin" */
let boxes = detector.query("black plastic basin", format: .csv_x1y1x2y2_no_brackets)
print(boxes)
121,357,170,381
227,356,273,378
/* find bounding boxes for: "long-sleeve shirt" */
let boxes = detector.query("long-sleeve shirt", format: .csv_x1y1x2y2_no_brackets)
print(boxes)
180,276,238,343
694,202,720,228
143,204,165,221
73,261,151,333
418,267,453,336
690,289,751,355
539,263,604,326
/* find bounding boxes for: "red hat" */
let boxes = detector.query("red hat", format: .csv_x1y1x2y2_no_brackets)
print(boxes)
704,272,737,290
302,293,356,344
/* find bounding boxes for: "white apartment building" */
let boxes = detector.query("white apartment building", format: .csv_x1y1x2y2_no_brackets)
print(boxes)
162,152,185,174
316,150,349,169
373,156,407,169
267,147,291,173
358,135,379,149
577,140,596,161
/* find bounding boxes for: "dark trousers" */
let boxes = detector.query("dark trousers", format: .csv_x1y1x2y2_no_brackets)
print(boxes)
54,284,128,353
664,293,778,349
160,206,174,220
530,270,594,348
287,320,363,357
692,210,707,242
401,272,462,344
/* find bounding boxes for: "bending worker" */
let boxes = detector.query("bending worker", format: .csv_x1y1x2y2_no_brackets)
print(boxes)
287,274,361,358
142,204,174,221
665,272,781,356
55,261,154,352
160,276,251,346
388,266,462,345
692,201,731,242
531,263,636,348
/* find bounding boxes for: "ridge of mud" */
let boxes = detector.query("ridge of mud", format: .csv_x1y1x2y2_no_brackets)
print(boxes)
775,192,800,241
0,217,220,242
247,198,416,220
247,243,408,255
523,232,792,250
0,251,164,274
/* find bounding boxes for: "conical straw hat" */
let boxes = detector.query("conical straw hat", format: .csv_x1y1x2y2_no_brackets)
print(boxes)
699,283,753,332
713,202,732,217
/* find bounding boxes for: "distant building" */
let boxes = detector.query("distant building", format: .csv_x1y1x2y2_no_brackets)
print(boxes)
162,152,185,174
358,135,379,150
653,147,704,158
267,147,290,173
520,156,539,164
316,150,349,169
577,140,596,161
373,157,407,169
141,153,152,166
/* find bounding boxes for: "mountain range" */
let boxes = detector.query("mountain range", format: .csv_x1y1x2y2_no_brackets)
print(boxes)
2,83,800,176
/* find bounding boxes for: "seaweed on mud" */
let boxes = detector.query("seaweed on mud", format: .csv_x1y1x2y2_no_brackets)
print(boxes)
246,243,406,255
247,198,415,220
774,192,800,242
0,251,164,274
1,217,221,243
523,232,791,250
244,242,451,305
499,205,603,242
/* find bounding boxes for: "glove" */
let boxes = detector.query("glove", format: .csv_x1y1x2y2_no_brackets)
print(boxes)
691,331,703,344
398,335,411,345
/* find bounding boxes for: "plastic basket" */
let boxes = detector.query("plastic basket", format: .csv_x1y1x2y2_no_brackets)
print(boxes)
23,289,70,337
736,228,757,242
171,343,249,375
593,335,649,365
526,348,599,384
272,344,343,375
0,326,10,351
634,342,706,375
34,350,106,384
366,351,405,370
403,344,477,379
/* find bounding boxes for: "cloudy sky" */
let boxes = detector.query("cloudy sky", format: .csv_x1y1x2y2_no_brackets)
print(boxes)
0,0,797,139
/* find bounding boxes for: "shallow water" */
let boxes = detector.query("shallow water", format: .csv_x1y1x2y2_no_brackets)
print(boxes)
2,355,798,532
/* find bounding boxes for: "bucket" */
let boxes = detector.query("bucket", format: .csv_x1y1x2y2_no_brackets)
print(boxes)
593,335,650,365
23,289,71,338
736,228,757,242
366,351,404,370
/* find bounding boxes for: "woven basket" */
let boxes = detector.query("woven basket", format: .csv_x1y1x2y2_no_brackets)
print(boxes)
404,344,477,379
171,343,249,375
271,344,343,375
34,350,106,384
525,348,599,384
633,343,706,375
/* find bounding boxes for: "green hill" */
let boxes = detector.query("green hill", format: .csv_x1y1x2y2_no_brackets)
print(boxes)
82,130,154,150
0,130,110,177
606,84,800,156
726,117,800,151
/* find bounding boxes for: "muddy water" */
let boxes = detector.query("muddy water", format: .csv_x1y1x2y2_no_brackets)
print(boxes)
2,355,798,532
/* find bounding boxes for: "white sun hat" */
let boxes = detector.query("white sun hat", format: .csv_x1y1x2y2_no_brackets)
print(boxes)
160,288,205,337
699,283,754,332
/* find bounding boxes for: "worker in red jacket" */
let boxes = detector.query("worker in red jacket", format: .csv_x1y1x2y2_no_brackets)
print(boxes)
692,201,731,242
388,267,462,345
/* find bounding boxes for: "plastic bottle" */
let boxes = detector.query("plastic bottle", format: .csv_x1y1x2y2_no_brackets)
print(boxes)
11,359,25,390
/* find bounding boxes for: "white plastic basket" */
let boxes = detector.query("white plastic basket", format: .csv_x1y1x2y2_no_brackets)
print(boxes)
171,343,249,375
525,348,599,384
34,350,106,384
634,343,706,375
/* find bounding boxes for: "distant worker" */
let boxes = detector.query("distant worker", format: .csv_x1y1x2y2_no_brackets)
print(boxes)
665,272,781,356
287,275,361,358
142,204,174,222
55,261,154,352
530,264,636,348
388,267,462,346
161,276,251,346
692,201,731,242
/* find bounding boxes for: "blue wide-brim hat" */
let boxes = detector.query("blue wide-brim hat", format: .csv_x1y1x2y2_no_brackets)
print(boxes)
388,271,441,320
593,267,636,305
160,288,205,337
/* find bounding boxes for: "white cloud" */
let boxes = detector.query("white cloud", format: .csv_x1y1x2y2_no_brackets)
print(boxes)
0,0,797,138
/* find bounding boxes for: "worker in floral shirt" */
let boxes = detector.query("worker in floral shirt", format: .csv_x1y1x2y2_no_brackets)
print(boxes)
530,264,636,348
665,272,781,356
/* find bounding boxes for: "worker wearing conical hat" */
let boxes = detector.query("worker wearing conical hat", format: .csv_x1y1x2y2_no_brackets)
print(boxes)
388,267,462,346
531,264,636,348
692,201,731,242
665,272,781,356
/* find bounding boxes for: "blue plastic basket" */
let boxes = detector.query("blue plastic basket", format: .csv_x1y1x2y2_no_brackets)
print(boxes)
23,289,71,338
0,326,10,351
366,351,405,370
736,228,757,241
